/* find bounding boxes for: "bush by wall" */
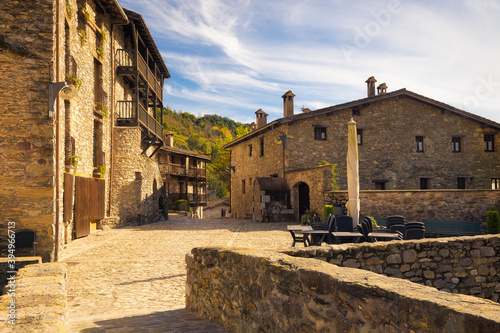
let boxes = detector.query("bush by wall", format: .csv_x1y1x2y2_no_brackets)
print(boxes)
177,199,189,211
323,205,333,222
487,211,500,234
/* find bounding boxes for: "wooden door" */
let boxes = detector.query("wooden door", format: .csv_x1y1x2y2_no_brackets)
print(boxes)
74,176,105,238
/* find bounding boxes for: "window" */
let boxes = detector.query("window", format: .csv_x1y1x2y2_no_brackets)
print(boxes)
485,134,495,152
357,129,363,145
260,138,264,156
374,182,386,190
249,144,253,157
492,178,500,189
314,127,327,140
242,179,246,194
420,178,430,189
457,177,466,189
352,108,361,116
416,136,424,153
452,137,461,152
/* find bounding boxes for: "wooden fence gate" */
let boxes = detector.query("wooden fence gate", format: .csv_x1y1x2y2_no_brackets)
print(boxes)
74,176,105,238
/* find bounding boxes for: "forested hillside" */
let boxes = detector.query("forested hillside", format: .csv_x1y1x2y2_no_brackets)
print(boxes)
162,107,249,198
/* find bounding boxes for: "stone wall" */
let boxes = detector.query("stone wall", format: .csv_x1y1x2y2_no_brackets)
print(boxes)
284,96,500,190
0,0,57,261
0,263,68,332
228,94,500,223
186,247,500,333
230,126,286,219
110,127,163,226
285,235,500,303
325,189,500,223
286,165,332,221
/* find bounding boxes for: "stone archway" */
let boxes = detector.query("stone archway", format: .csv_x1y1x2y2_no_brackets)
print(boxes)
298,182,310,217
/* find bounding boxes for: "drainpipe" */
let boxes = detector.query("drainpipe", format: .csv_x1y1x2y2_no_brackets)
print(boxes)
54,0,61,262
272,125,287,178
109,20,129,217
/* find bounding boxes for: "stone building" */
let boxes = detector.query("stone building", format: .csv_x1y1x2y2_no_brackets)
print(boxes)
224,77,500,221
158,132,210,218
0,0,169,261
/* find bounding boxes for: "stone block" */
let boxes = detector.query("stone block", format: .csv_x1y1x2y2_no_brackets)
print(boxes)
386,254,401,264
423,270,435,279
402,249,417,263
480,246,495,257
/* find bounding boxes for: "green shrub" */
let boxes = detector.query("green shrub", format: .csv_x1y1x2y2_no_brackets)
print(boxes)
177,199,189,212
486,211,500,234
324,205,334,222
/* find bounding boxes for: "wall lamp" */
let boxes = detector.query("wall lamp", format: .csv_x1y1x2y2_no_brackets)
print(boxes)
48,82,77,117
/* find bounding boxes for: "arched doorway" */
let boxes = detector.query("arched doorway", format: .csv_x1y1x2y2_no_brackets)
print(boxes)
298,182,310,217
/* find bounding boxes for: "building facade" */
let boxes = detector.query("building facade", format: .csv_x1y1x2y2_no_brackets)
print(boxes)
224,77,500,221
158,133,210,218
0,0,169,261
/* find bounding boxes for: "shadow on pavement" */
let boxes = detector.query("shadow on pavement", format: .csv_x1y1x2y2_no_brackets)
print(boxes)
78,308,227,333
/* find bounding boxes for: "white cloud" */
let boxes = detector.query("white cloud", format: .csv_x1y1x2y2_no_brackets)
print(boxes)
119,0,500,123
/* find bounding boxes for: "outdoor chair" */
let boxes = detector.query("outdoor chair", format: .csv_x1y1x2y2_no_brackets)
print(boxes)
405,228,425,240
390,224,405,235
362,217,374,233
405,222,425,229
386,215,405,228
15,230,37,256
311,222,331,244
360,220,374,242
335,216,355,232
404,222,425,240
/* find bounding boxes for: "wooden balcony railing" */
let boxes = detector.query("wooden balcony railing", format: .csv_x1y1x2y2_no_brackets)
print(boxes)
116,49,162,101
159,163,207,178
116,101,164,142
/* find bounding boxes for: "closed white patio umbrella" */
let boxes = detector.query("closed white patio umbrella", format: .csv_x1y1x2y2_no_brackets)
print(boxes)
346,119,360,226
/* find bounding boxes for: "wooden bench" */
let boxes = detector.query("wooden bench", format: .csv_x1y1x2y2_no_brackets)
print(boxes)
421,220,482,236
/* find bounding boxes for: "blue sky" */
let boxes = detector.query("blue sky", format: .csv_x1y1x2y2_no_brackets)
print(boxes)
119,0,500,124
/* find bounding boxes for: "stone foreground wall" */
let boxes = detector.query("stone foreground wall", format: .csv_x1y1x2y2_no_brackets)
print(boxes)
0,263,68,332
325,189,500,223
186,247,500,333
285,235,500,303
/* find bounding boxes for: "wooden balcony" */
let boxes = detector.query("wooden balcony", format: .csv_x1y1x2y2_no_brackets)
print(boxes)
116,101,164,143
116,49,163,102
159,163,207,179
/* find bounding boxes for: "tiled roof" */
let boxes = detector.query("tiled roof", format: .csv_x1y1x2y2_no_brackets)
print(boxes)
160,146,211,161
123,8,170,77
224,89,500,148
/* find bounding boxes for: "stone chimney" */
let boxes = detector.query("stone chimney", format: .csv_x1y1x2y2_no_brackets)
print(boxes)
250,122,257,132
377,83,388,95
255,109,268,129
165,131,174,146
282,90,295,118
365,76,377,97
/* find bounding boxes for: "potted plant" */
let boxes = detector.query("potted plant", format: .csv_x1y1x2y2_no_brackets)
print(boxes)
65,73,82,90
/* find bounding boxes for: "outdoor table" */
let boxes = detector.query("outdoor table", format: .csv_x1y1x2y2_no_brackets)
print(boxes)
367,231,401,241
287,225,312,247
330,231,363,244
301,229,330,246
